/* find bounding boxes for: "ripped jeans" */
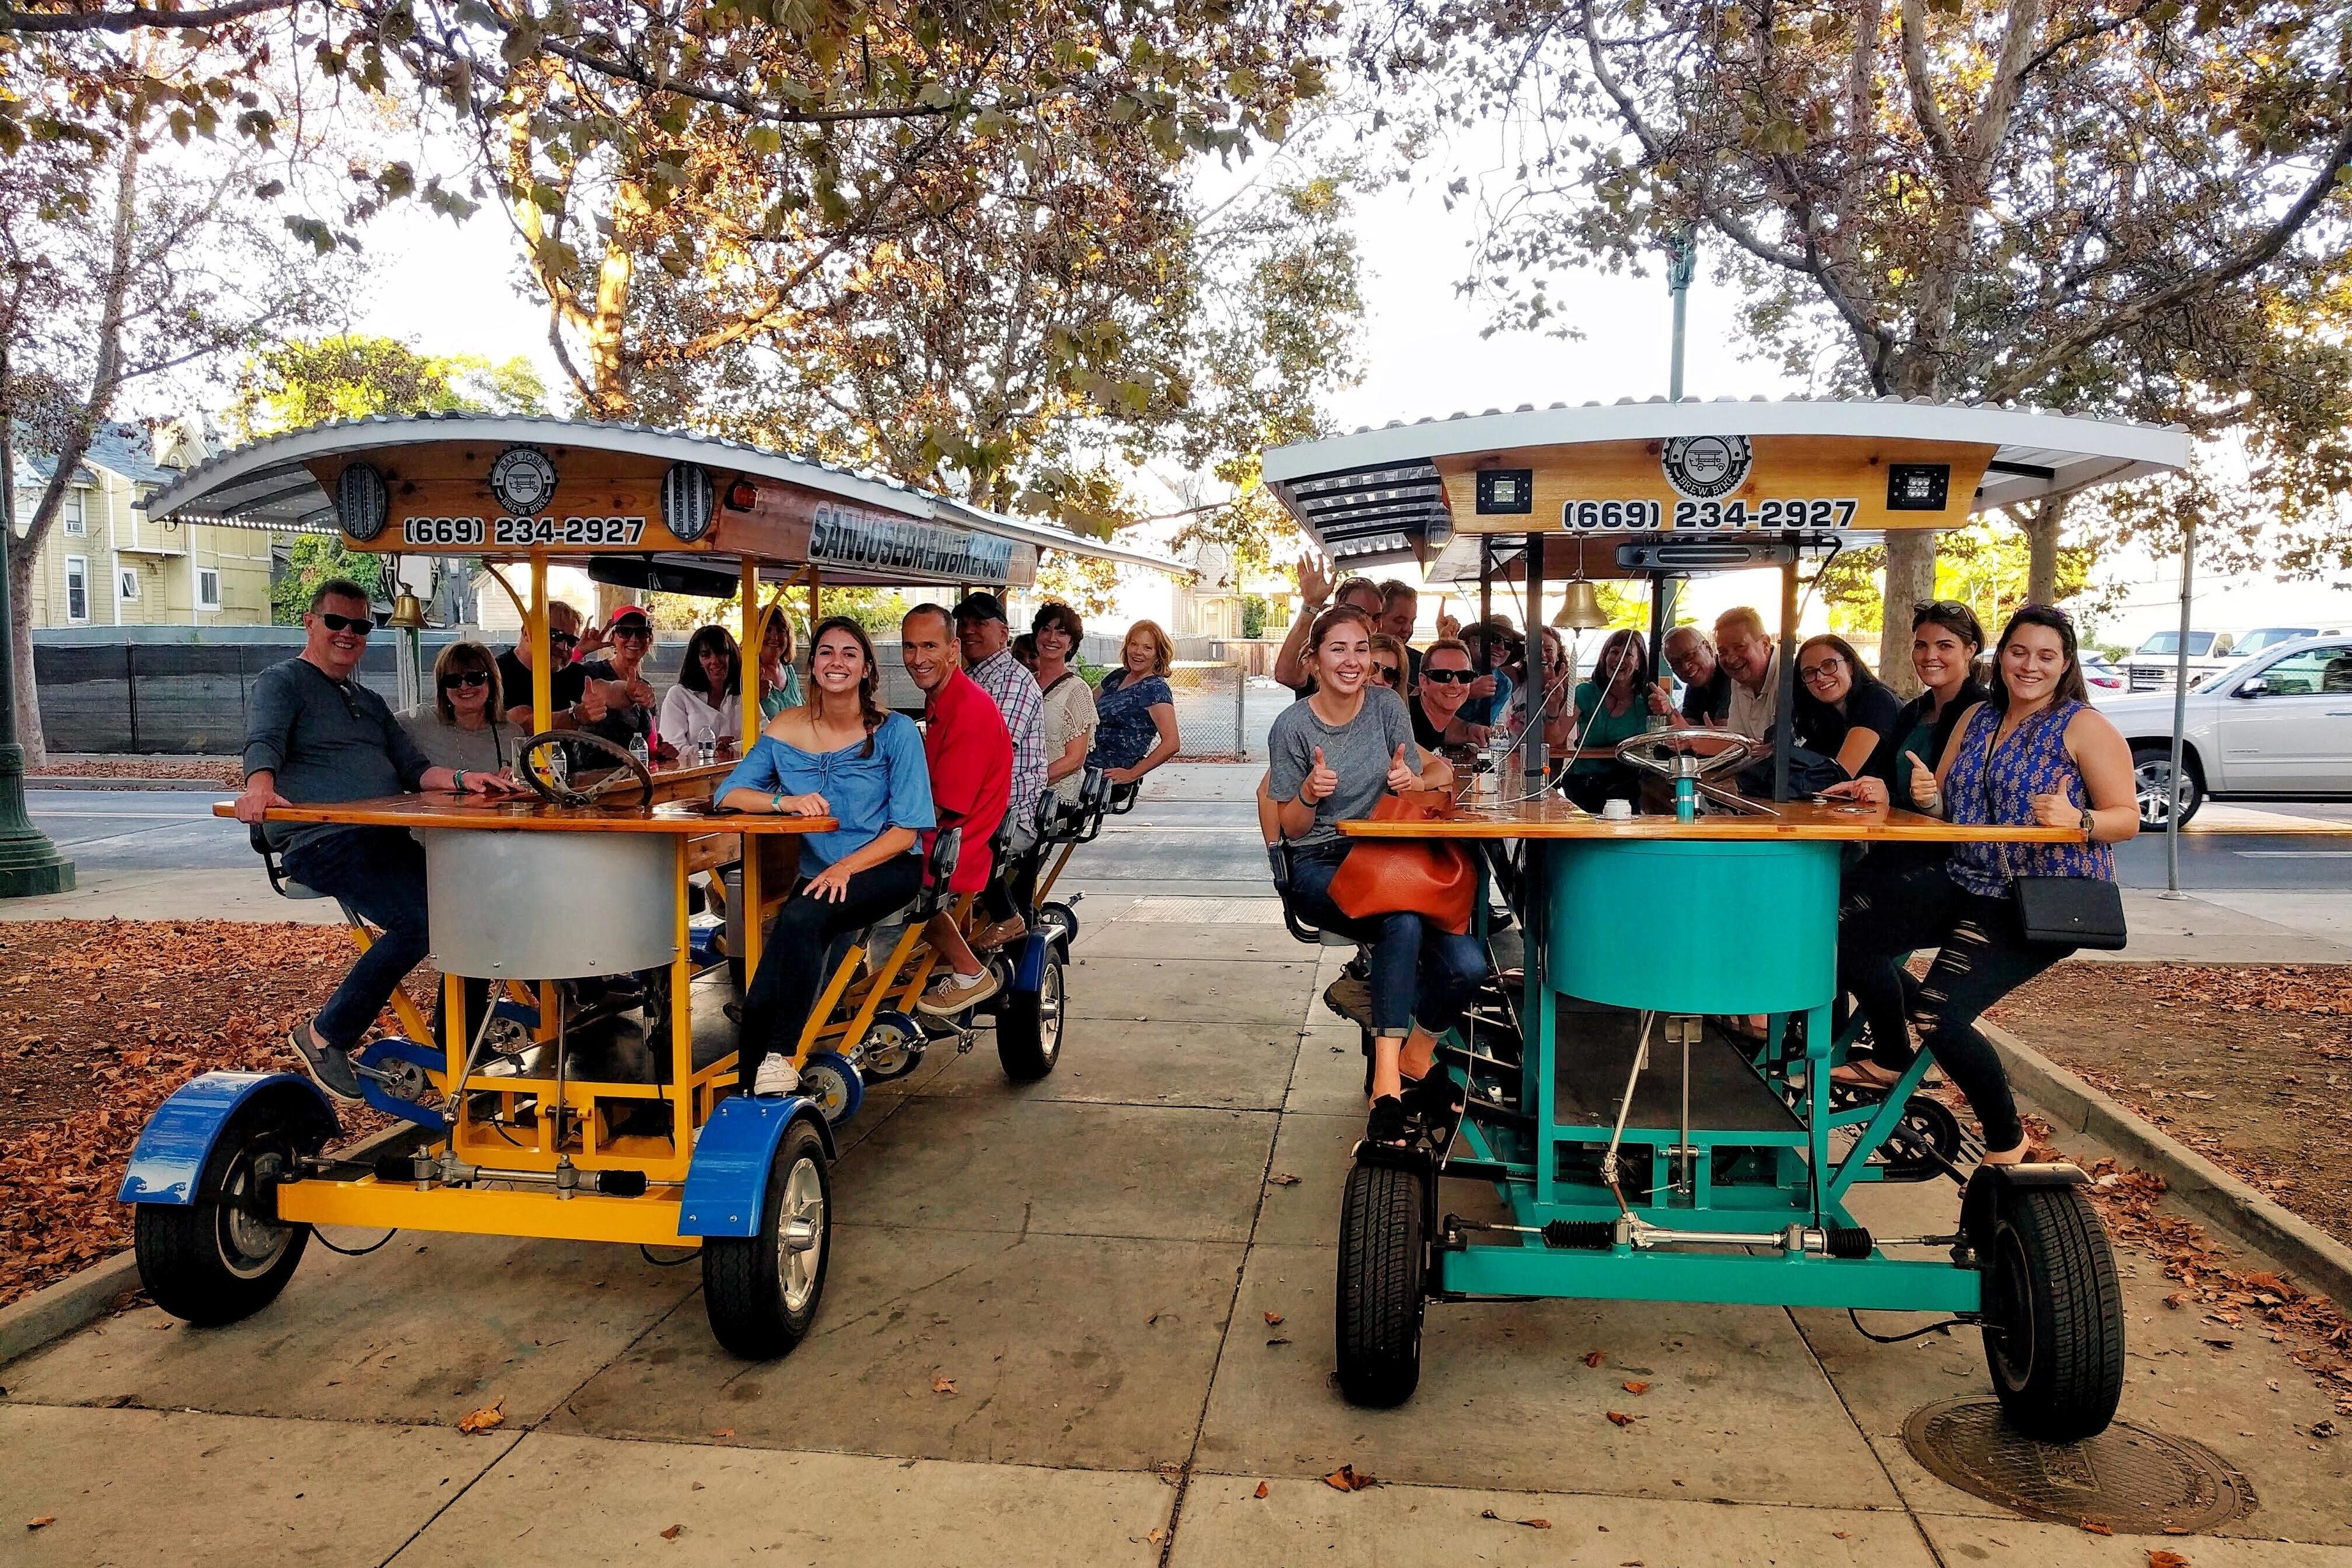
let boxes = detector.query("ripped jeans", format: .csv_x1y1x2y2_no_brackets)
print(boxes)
1836,864,2071,1153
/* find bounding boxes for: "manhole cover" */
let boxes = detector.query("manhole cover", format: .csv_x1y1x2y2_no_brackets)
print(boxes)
1904,1399,2256,1533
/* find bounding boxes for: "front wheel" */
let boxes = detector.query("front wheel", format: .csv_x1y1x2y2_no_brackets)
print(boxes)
1335,1159,1428,1408
703,1119,832,1359
1980,1182,2125,1441
134,1107,312,1327
2131,743,2203,831
1038,900,1079,948
996,948,1065,1081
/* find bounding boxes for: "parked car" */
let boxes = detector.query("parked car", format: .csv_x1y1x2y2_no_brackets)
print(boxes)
2096,635,2352,828
2081,650,2124,695
2120,629,2236,692
2234,625,2341,657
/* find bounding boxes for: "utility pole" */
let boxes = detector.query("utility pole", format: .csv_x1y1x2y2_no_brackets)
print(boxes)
1667,228,1697,403
2162,523,2193,898
0,352,79,897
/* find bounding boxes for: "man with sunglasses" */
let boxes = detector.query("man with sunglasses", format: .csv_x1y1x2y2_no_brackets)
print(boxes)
237,579,527,1101
496,600,604,731
573,604,664,755
1409,638,1490,752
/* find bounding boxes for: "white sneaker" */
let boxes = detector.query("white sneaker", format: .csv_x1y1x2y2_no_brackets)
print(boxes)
917,967,1001,1017
752,1056,801,1097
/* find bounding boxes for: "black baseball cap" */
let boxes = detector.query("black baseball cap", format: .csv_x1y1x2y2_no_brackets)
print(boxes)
952,591,1008,625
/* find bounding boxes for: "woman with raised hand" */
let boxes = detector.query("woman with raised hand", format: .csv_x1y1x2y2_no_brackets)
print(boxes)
1267,606,1486,1148
1825,606,2136,1161
718,617,933,1098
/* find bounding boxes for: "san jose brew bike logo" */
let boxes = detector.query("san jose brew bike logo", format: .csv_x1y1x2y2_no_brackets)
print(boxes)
488,445,559,516
1660,434,1753,500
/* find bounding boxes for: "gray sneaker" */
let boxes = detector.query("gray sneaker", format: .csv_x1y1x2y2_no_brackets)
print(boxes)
288,1019,364,1103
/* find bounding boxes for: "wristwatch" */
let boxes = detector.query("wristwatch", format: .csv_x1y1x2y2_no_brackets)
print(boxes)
2079,805,2095,839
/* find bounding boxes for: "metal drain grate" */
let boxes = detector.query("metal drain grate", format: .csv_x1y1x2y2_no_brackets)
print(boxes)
1903,1399,2256,1533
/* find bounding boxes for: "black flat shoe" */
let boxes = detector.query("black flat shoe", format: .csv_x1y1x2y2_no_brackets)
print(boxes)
1366,1094,1410,1147
1400,1069,1465,1145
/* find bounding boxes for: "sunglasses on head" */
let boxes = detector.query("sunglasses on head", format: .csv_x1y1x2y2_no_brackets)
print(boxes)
317,612,372,635
442,670,491,690
1422,667,1476,685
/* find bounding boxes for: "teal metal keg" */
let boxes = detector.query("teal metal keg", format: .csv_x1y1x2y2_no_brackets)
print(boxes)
1542,839,1839,1014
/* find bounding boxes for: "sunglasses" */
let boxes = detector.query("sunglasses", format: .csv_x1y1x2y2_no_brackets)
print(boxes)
317,612,372,635
1422,668,1476,685
441,670,491,690
550,631,579,649
610,626,652,641
1369,663,1400,683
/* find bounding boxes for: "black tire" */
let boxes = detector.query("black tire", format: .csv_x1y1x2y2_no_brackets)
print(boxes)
703,1120,832,1359
2131,743,2203,832
1039,900,1079,948
1980,1182,2125,1441
996,950,1065,1082
133,1106,312,1327
1335,1159,1427,1408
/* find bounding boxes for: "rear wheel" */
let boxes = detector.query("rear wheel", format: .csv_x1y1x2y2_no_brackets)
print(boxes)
1039,900,1079,948
2131,744,2203,831
703,1120,832,1358
1335,1159,1428,1408
1981,1182,2125,1441
134,1105,312,1327
996,948,1065,1081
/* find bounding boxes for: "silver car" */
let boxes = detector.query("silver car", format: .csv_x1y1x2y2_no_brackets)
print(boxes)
2096,635,2352,827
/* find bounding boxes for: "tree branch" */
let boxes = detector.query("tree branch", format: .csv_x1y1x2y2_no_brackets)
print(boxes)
1988,111,2352,400
1897,0,1958,172
0,0,288,34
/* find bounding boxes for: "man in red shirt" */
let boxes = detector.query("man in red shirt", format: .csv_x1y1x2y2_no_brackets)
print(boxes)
902,603,1013,1014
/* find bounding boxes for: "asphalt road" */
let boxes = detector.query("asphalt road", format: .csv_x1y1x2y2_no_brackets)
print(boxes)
23,785,2352,893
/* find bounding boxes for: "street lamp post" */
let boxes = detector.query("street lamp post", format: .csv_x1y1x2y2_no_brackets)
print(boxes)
0,398,78,897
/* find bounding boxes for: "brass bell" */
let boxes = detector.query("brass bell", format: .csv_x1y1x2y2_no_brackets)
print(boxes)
386,590,429,630
1553,579,1608,630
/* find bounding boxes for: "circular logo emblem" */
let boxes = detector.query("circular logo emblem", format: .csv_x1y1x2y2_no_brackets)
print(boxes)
488,445,558,516
1660,434,1752,500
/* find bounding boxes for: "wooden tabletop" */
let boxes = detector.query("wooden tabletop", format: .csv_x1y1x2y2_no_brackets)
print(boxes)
1339,791,2084,843
213,794,837,837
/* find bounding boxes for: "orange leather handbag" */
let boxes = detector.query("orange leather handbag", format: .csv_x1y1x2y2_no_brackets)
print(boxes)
1326,788,1477,936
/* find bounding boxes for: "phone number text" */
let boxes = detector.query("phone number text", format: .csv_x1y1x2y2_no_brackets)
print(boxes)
1563,497,1859,530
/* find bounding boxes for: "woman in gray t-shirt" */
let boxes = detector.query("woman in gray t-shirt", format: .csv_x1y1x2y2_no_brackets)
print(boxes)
1267,606,1487,1146
401,641,514,777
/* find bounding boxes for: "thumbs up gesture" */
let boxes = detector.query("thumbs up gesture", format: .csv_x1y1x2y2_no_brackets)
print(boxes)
1906,752,1943,815
1302,745,1338,804
1385,742,1416,793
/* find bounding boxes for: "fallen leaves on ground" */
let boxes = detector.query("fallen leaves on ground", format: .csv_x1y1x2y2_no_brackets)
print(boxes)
1322,1464,1378,1492
1479,1509,1550,1529
1267,1172,1301,1186
0,920,414,1309
1581,1349,1605,1368
1621,1380,1650,1395
36,758,239,783
1263,1311,1283,1326
1253,1482,1269,1499
28,1517,56,1530
660,1524,682,1541
2080,1520,2114,1536
1605,1410,1636,1427
458,1398,505,1434
2147,1551,2190,1568
931,1376,957,1395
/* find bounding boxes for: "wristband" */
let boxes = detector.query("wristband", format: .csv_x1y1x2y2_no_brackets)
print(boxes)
771,792,786,814
454,770,467,793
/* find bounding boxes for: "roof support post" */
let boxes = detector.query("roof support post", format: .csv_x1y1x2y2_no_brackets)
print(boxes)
1524,530,1546,793
1773,548,1800,802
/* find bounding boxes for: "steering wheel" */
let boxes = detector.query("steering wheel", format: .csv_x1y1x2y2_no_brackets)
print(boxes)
1615,726,1753,783
516,731,655,807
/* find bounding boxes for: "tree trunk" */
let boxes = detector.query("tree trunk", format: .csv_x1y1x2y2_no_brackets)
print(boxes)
8,546,42,769
2024,490,2066,606
1878,529,1935,696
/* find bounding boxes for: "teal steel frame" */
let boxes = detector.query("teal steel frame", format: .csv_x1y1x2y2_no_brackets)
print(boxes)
1436,836,1983,1314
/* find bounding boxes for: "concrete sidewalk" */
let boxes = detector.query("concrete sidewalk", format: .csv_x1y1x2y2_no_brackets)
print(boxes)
6,896,2348,1567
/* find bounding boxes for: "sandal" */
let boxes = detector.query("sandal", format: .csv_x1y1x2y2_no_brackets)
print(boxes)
1400,1069,1465,1141
1366,1094,1411,1147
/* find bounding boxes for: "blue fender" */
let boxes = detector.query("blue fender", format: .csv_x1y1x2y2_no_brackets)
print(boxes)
679,1095,836,1238
117,1071,339,1207
1012,929,1053,993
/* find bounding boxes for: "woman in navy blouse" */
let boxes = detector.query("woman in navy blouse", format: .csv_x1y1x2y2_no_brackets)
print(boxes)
1088,619,1181,783
718,617,933,1097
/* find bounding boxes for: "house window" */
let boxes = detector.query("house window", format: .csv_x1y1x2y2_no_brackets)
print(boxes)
118,563,140,602
65,556,89,622
63,488,85,535
197,567,222,610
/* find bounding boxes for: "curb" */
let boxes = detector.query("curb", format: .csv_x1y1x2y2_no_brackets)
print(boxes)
1986,1017,2352,1310
0,1123,424,1371
28,777,233,792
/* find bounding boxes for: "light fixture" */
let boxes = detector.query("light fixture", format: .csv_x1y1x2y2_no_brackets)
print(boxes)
1553,535,1609,629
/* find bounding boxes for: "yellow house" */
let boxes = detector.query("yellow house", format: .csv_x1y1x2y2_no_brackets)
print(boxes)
12,420,279,628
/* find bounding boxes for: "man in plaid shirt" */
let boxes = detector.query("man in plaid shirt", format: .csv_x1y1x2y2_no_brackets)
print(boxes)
954,592,1050,949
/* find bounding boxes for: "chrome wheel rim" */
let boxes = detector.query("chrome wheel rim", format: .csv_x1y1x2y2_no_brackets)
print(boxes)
777,1156,826,1313
862,1025,912,1078
1038,963,1064,1066
2134,758,2182,826
214,1150,292,1280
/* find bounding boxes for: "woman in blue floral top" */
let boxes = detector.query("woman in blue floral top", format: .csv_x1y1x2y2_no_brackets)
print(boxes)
1826,606,2137,1164
1088,619,1181,783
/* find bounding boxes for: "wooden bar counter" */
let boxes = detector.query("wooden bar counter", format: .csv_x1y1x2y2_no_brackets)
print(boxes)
1339,789,2082,844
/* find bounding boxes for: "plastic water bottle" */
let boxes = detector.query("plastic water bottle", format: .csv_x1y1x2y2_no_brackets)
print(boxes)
549,748,570,790
628,731,651,770
1483,727,1512,800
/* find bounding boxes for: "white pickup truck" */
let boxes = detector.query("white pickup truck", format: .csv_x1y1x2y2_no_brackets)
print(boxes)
2098,635,2352,827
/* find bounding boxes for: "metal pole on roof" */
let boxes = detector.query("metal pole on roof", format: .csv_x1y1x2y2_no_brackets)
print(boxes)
0,369,77,897
2162,522,2193,898
1667,228,1697,402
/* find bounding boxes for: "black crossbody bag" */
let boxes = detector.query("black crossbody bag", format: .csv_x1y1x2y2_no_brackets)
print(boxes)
1977,721,2127,951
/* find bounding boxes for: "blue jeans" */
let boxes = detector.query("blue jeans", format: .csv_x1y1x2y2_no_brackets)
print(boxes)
741,854,924,1092
283,827,432,1052
1283,846,1487,1036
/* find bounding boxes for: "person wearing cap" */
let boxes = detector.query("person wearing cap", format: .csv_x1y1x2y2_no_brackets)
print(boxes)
497,599,603,730
902,603,1012,1015
952,590,1048,824
576,604,666,758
